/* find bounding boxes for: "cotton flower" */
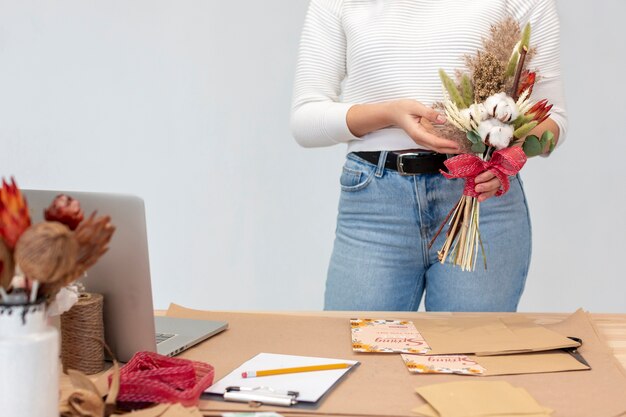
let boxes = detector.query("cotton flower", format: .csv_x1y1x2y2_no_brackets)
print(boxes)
484,92,519,123
477,118,514,150
459,103,489,125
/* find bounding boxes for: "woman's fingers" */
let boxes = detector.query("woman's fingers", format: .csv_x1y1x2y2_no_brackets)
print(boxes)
393,99,503,201
392,100,461,153
475,176,501,202
409,100,447,124
475,170,496,183
405,120,460,154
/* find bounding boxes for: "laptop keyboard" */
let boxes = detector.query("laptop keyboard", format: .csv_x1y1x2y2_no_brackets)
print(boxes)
155,332,176,344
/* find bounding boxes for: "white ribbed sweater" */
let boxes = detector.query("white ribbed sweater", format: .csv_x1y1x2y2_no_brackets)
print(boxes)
290,0,567,152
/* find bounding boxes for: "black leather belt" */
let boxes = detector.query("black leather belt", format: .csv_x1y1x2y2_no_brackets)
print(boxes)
353,151,448,175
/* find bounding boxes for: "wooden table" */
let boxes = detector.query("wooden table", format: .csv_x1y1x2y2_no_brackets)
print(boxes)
60,311,626,412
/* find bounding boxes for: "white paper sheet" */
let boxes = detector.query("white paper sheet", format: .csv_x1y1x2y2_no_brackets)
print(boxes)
206,352,359,403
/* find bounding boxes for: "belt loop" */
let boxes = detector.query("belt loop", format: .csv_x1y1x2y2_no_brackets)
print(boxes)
375,151,387,178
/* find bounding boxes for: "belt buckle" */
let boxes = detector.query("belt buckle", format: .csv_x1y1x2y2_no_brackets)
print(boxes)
397,152,423,176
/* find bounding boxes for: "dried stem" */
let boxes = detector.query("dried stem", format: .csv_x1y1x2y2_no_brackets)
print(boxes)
429,203,458,250
511,45,528,101
435,195,485,271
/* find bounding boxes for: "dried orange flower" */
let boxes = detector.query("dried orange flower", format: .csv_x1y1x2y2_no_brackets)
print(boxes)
0,177,31,249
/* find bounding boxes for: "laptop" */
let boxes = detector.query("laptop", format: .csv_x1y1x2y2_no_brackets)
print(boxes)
23,189,228,362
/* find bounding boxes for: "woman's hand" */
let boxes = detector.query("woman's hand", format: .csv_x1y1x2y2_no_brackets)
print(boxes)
346,99,461,154
387,100,460,154
474,171,502,202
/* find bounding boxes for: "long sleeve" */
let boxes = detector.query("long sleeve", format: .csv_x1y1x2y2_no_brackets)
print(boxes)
508,0,568,146
290,0,360,148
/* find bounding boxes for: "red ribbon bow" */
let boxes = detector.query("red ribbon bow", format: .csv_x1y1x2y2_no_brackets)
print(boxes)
441,147,527,198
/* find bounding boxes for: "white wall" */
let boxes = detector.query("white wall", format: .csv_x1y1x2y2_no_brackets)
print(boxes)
0,0,623,312
518,0,626,312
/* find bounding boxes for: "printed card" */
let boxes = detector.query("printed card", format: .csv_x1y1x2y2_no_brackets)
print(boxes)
351,319,431,354
401,354,486,375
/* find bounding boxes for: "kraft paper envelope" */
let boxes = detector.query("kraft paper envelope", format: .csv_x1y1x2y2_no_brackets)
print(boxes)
413,381,552,417
472,350,589,376
415,316,580,356
402,350,589,376
165,306,626,417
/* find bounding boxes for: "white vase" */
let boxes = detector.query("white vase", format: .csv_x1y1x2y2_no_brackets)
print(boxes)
0,301,59,417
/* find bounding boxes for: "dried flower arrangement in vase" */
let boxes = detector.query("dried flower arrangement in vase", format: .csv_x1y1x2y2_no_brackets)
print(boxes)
0,178,115,417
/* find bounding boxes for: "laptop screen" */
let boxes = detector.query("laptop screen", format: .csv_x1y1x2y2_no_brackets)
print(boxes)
23,189,157,360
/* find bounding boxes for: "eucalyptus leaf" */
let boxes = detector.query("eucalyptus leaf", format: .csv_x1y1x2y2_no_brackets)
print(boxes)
471,141,486,154
466,130,481,144
538,130,556,154
522,135,542,157
541,129,554,144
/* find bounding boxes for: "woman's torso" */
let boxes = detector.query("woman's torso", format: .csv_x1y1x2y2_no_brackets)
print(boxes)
339,0,530,152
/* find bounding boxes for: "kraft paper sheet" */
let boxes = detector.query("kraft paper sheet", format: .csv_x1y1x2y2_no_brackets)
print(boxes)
166,306,626,417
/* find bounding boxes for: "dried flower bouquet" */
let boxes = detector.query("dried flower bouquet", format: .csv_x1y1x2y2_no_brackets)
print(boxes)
431,17,556,271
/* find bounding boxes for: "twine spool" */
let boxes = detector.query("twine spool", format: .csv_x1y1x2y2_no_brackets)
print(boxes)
61,292,104,375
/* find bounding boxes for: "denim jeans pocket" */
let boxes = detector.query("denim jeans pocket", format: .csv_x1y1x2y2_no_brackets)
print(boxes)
339,155,376,192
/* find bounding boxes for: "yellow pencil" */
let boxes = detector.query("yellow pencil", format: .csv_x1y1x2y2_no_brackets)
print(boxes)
241,363,352,378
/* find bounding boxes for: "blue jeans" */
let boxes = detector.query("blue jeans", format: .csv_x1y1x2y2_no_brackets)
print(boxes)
324,152,532,312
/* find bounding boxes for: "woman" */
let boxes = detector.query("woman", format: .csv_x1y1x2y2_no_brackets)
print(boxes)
290,0,567,312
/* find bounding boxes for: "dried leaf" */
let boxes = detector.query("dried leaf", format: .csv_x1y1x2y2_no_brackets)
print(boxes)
74,212,115,276
439,69,467,108
505,47,520,78
514,121,539,139
460,74,474,108
68,369,102,396
105,358,120,416
67,389,105,417
520,22,531,52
